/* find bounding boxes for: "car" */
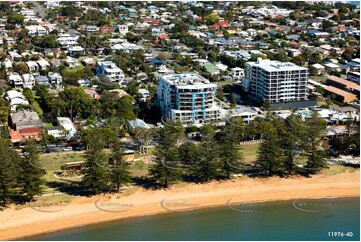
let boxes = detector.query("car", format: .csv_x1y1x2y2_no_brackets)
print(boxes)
63,147,73,151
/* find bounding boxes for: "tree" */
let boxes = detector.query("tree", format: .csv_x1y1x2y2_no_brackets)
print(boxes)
292,55,305,66
302,111,328,173
59,88,94,120
341,49,355,62
60,5,80,17
148,124,183,188
193,125,220,182
7,13,24,24
148,146,181,188
255,128,282,175
217,123,244,179
82,128,110,194
308,66,318,76
322,20,333,32
14,63,29,75
216,87,224,100
19,138,46,201
0,138,19,208
131,127,154,154
230,94,237,105
282,115,306,175
223,30,230,40
205,13,219,25
109,142,131,192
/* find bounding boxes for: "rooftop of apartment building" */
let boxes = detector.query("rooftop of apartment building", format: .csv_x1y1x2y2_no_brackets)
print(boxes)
248,58,308,72
160,73,216,88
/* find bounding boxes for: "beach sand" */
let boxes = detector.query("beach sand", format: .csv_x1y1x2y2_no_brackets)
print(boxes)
0,171,359,240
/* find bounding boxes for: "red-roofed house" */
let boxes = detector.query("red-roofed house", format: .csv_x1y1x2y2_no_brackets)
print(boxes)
99,26,114,34
84,89,100,99
144,17,154,23
158,34,169,39
152,20,162,25
10,127,42,143
219,20,230,28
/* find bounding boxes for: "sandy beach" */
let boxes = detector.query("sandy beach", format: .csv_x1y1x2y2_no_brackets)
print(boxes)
0,171,359,240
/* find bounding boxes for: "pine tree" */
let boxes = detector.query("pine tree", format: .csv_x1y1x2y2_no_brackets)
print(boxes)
0,139,18,208
82,129,109,194
217,122,244,179
303,111,328,174
149,146,181,188
148,124,182,188
255,128,282,176
109,142,131,192
20,138,46,201
193,125,220,182
282,114,306,175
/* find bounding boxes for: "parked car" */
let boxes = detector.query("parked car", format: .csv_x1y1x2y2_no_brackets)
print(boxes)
63,147,73,151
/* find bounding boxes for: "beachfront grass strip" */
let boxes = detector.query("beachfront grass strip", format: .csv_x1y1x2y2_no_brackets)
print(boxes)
236,143,260,163
322,164,359,176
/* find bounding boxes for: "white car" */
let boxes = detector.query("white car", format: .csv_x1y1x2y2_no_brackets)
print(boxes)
63,147,73,151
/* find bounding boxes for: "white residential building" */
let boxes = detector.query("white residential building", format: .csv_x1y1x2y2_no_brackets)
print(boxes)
3,90,29,112
26,61,39,72
37,59,50,71
85,26,99,33
57,117,76,137
22,74,35,89
7,73,23,88
116,25,129,35
230,67,244,80
244,58,308,103
25,26,47,36
96,61,125,83
156,73,222,126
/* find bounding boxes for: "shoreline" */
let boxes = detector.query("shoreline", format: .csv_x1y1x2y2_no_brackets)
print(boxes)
18,195,361,241
0,171,359,240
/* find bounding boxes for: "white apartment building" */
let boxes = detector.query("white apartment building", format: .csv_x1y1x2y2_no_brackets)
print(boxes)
116,25,129,35
243,58,308,103
96,61,125,84
156,73,222,126
230,67,244,80
57,34,79,47
25,26,47,37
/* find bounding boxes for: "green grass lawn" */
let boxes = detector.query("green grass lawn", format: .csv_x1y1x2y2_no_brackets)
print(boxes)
237,143,259,163
65,64,84,73
130,160,148,177
322,164,359,176
40,152,86,170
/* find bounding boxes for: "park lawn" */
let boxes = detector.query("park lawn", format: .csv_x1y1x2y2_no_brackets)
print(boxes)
130,160,148,177
65,64,84,73
40,152,86,170
40,152,86,191
237,143,260,163
321,164,359,176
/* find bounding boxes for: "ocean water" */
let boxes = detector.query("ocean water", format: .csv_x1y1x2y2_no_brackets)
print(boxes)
24,197,360,241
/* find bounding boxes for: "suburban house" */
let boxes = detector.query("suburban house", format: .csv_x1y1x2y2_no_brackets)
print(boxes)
22,74,36,89
96,61,125,84
48,72,63,86
9,110,43,143
57,117,77,138
3,90,29,112
230,67,244,80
